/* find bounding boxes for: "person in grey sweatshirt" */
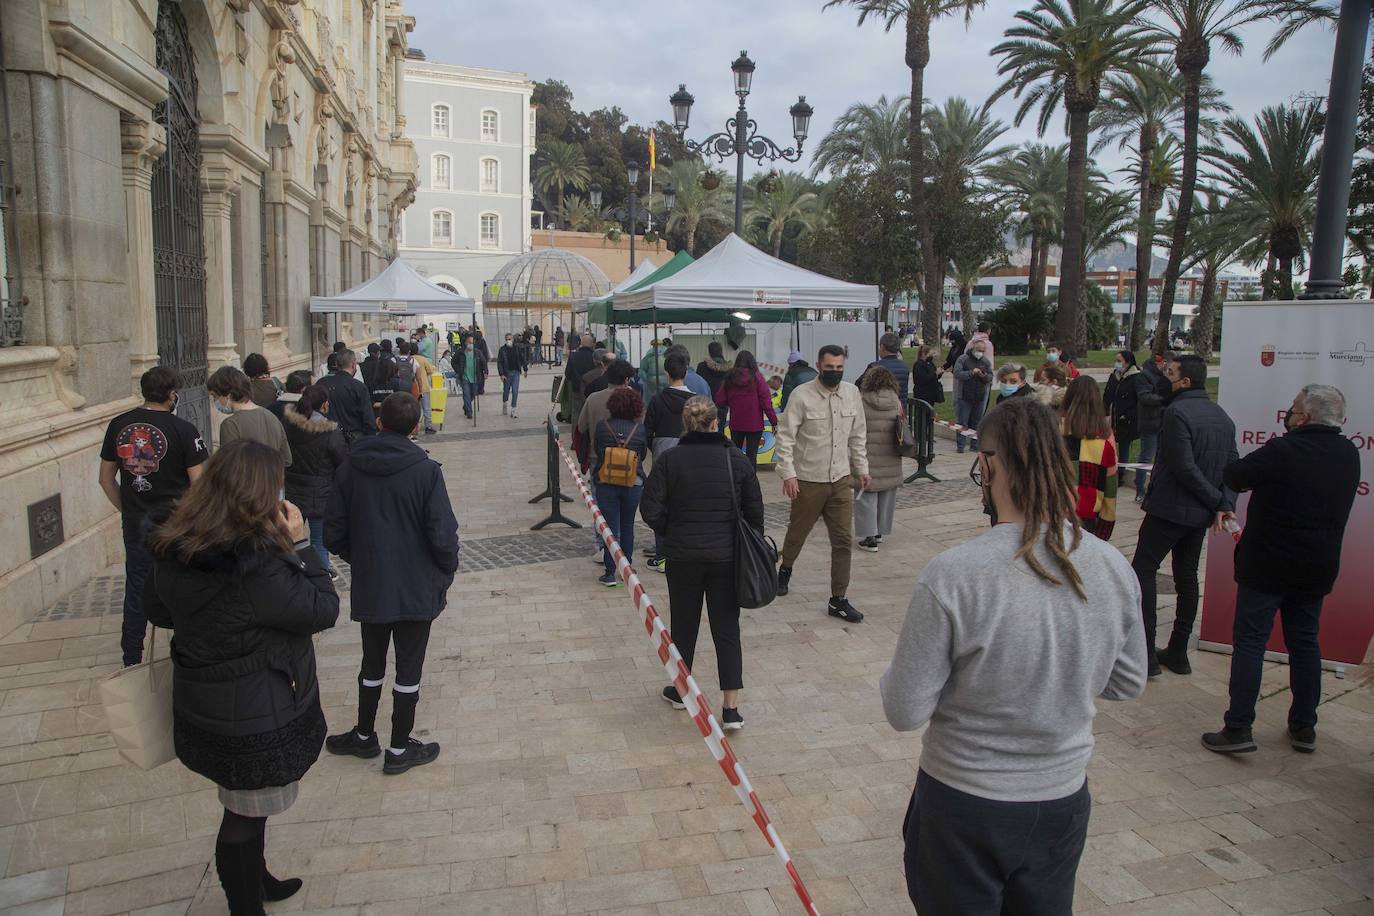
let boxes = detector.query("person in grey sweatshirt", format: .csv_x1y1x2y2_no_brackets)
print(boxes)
880,397,1147,916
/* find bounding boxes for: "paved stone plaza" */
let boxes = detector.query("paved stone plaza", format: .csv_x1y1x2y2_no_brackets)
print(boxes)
2,366,1372,916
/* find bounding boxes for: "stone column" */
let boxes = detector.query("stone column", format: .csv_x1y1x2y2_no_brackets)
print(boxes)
120,116,166,388
201,165,242,370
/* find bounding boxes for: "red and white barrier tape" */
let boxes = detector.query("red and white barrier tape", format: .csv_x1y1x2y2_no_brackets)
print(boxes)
933,417,980,440
552,432,819,916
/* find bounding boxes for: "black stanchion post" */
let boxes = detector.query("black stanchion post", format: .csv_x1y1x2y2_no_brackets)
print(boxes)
904,398,940,484
531,410,581,530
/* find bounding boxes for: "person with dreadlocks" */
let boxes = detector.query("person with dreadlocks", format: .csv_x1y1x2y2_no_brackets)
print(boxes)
880,397,1147,916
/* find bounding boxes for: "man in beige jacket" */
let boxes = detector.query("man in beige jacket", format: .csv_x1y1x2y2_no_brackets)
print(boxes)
774,344,871,622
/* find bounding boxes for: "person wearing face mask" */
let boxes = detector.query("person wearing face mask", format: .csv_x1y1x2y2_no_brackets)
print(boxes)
1202,385,1360,756
1038,344,1080,381
882,397,1145,915
497,333,529,419
1103,351,1148,495
1132,354,1170,503
99,366,209,666
209,366,292,469
952,343,993,453
453,336,486,419
1131,354,1238,678
773,345,871,623
994,364,1031,404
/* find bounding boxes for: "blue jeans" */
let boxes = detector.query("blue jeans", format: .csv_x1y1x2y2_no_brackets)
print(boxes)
1225,585,1325,731
502,372,521,409
459,378,476,416
121,518,155,666
594,481,642,577
955,397,987,452
307,516,329,570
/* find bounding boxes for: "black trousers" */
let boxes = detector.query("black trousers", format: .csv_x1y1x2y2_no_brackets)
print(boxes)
904,770,1091,916
1131,514,1206,658
665,559,743,691
357,621,433,748
120,517,155,666
730,430,762,467
1225,585,1325,731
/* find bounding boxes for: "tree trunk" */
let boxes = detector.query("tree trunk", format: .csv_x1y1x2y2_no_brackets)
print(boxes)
1130,126,1157,351
960,284,974,335
1036,233,1051,300
773,223,784,258
1191,259,1219,358
1154,54,1206,357
687,216,697,253
1279,254,1295,300
1056,108,1092,354
1264,251,1277,298
557,186,566,229
1028,231,1041,302
907,13,941,346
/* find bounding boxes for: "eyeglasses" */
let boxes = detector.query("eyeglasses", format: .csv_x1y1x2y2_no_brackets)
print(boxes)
968,450,995,487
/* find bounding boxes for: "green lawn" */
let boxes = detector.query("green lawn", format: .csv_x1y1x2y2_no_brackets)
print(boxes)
902,347,1219,370
925,375,1219,424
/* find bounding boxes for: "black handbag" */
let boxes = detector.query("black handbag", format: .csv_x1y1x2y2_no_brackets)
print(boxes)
724,446,779,609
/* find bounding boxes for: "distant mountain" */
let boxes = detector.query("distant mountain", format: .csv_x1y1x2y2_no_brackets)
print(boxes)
1004,235,1167,276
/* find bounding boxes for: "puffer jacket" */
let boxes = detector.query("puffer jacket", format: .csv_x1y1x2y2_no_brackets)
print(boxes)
780,362,818,411
639,430,765,564
1142,388,1239,528
714,369,778,433
144,544,338,789
861,388,904,491
696,358,731,395
1104,366,1142,442
282,409,346,518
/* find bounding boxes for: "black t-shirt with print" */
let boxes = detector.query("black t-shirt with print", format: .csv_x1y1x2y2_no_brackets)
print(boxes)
100,407,208,526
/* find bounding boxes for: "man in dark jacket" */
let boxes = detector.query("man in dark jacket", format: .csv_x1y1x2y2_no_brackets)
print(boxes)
696,341,732,397
1202,384,1361,755
566,332,597,419
1127,354,1170,501
780,351,818,411
863,332,911,400
359,343,383,389
1131,354,1238,678
644,353,697,570
496,333,529,418
318,350,375,442
324,393,459,775
269,370,314,423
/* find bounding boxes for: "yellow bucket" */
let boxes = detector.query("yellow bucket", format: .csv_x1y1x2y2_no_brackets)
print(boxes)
429,373,448,428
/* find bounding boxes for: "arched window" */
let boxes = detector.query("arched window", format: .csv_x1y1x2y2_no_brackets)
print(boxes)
431,209,453,247
431,104,450,138
480,158,499,193
480,109,498,142
432,153,451,190
479,212,499,248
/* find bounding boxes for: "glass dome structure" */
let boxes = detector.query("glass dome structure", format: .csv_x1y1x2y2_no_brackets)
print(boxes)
483,249,611,306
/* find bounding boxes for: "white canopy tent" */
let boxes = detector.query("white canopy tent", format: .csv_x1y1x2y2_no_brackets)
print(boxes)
309,258,476,315
613,234,879,313
579,258,657,312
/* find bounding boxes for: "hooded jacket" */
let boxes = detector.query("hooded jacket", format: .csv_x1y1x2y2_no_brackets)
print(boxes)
1103,365,1142,442
860,388,905,491
144,544,338,789
645,386,695,445
640,430,765,564
319,372,376,441
715,369,778,433
324,432,460,622
282,409,346,517
781,361,818,411
966,331,995,368
696,358,732,395
640,346,670,398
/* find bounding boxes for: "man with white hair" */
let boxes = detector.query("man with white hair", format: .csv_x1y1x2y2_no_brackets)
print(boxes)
1202,384,1361,756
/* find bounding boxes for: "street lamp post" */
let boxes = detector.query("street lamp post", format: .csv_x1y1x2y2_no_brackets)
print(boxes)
670,52,813,235
590,171,676,272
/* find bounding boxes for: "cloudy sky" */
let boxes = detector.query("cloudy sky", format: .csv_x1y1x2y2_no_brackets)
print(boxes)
405,0,1338,183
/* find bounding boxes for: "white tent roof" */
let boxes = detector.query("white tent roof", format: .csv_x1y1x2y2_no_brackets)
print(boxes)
614,234,879,312
309,258,476,315
580,258,658,310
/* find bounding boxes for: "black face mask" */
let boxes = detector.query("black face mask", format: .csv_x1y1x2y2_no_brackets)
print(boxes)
819,369,844,388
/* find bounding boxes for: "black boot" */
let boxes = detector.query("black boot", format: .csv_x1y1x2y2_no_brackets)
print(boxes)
262,828,303,903
1156,632,1192,675
215,834,266,916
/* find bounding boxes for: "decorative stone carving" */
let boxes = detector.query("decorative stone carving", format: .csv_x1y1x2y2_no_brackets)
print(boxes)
270,38,295,126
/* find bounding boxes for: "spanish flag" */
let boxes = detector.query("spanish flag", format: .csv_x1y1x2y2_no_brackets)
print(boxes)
649,128,656,173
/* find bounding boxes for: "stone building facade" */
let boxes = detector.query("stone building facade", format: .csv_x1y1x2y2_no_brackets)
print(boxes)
0,0,418,633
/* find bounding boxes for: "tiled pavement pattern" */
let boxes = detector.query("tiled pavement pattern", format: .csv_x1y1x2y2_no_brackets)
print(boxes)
1,365,1370,915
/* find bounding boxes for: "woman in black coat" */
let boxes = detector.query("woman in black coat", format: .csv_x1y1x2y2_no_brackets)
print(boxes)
911,344,945,404
640,396,764,730
145,439,338,916
369,357,401,412
282,384,347,576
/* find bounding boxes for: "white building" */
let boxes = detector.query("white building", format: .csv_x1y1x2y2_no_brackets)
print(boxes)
399,55,535,309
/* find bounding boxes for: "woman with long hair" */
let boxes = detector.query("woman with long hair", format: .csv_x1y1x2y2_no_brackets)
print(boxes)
640,396,764,728
282,384,347,577
209,366,292,468
1103,350,1142,475
1061,376,1119,539
713,350,778,465
854,366,904,553
144,439,338,916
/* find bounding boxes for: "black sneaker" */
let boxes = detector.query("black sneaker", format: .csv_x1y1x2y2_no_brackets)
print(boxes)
856,537,880,553
1289,725,1316,754
647,556,667,573
1147,659,1162,679
661,686,686,709
777,566,792,597
1201,727,1257,754
383,738,442,775
1157,643,1192,675
424,427,437,435
828,597,864,623
722,707,744,731
325,728,381,759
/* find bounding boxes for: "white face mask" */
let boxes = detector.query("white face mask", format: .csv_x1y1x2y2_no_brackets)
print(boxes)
972,351,986,361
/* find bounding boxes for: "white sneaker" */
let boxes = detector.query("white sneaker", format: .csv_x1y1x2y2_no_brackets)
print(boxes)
510,410,518,419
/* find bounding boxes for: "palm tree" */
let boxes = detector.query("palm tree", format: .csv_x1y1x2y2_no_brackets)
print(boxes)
1204,102,1323,299
811,95,911,177
1138,0,1332,355
560,195,603,233
747,172,821,258
1091,68,1228,347
534,140,591,228
951,242,1008,335
988,143,1068,302
925,97,1015,190
1159,194,1246,356
661,160,730,253
824,0,989,345
992,0,1156,353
